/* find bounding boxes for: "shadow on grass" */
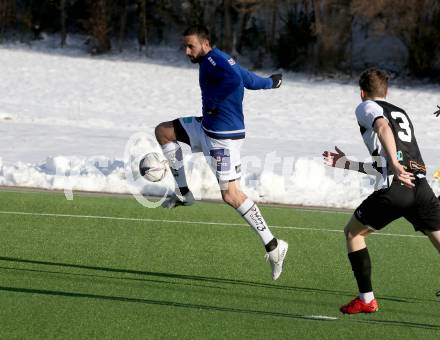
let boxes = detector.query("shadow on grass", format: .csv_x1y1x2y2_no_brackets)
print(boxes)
0,256,436,305
1,285,439,331
0,265,226,291
0,255,352,297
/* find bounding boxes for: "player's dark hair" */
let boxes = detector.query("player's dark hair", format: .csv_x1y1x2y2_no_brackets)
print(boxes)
183,25,211,42
359,68,389,97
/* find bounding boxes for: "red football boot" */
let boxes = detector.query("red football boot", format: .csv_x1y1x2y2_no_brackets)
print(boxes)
340,297,379,314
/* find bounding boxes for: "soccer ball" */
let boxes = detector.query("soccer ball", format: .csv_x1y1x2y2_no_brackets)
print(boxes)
139,152,168,182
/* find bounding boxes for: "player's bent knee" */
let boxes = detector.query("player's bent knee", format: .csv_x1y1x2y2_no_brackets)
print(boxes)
221,191,233,205
221,190,241,208
344,225,365,241
344,214,371,239
345,228,355,241
344,221,356,239
155,122,174,145
346,231,359,242
154,124,163,141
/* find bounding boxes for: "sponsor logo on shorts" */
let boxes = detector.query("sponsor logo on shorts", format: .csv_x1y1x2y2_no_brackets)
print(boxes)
210,148,231,172
235,164,241,174
228,58,236,66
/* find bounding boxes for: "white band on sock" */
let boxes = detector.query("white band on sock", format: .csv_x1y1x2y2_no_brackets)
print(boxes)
237,198,254,215
237,198,274,245
359,292,375,303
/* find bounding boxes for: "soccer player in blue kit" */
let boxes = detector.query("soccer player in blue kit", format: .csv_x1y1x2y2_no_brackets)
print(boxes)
154,25,288,280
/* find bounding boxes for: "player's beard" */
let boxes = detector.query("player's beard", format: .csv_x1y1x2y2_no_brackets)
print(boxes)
188,51,203,64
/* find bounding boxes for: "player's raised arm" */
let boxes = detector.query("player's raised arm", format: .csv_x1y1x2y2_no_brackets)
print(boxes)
373,117,415,188
238,65,282,90
434,105,440,117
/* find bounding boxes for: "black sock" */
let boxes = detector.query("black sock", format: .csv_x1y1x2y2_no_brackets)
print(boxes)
178,186,189,196
265,238,278,252
348,247,372,293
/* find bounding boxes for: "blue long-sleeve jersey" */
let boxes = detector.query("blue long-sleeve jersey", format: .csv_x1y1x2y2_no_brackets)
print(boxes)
198,48,273,139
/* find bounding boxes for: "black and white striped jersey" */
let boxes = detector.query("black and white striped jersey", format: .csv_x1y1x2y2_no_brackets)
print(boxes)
355,100,426,187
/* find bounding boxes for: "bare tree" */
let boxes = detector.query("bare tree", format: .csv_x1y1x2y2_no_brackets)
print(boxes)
351,0,421,40
0,0,16,41
88,0,111,54
266,0,278,51
138,0,147,51
309,0,351,72
223,0,233,53
118,0,128,52
232,0,261,53
351,0,433,75
60,0,67,47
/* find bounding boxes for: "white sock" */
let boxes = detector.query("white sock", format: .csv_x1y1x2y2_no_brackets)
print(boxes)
237,198,274,245
359,291,375,303
161,142,188,189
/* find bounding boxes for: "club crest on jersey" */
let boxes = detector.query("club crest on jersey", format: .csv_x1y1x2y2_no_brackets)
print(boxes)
409,161,426,173
228,58,236,66
208,57,216,66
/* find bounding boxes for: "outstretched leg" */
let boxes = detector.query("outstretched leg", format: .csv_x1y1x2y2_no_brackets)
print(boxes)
221,180,288,280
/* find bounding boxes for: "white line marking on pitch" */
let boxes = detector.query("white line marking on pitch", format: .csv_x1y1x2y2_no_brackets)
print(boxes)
303,315,338,321
0,210,425,239
0,189,352,215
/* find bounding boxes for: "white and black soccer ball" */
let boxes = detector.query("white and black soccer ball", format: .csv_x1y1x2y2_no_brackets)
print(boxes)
139,152,168,182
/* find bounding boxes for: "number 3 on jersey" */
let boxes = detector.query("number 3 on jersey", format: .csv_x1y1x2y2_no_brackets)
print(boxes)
390,111,412,142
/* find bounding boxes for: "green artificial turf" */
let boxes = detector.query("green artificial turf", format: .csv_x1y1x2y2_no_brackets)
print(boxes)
0,189,438,339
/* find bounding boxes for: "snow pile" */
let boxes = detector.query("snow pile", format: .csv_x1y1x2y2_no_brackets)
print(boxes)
1,152,438,209
0,42,438,208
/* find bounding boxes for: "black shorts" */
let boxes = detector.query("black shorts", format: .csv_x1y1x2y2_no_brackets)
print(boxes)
172,118,191,146
354,177,440,233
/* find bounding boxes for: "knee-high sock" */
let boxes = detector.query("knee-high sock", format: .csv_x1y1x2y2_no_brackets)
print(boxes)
348,247,373,300
237,198,276,250
161,142,188,194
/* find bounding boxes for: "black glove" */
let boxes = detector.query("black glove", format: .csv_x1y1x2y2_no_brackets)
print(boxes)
270,74,282,88
434,105,440,117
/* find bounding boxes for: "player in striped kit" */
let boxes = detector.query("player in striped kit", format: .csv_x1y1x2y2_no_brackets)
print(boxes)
323,68,440,313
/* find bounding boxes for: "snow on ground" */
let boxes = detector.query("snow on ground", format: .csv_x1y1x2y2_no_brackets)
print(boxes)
0,37,438,208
